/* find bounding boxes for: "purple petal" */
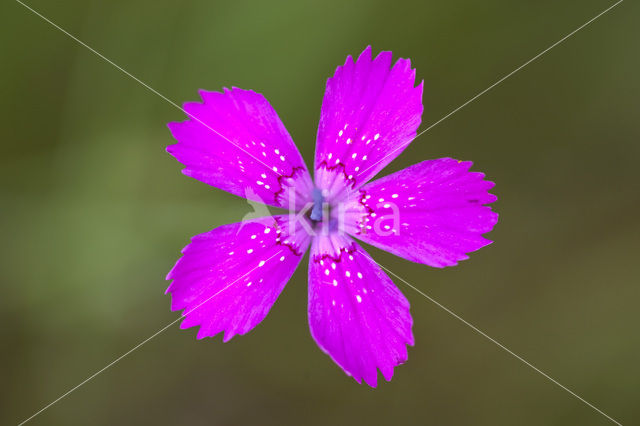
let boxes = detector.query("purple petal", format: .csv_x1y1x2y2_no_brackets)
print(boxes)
167,88,313,209
308,233,414,387
314,46,424,203
167,215,311,341
344,158,498,267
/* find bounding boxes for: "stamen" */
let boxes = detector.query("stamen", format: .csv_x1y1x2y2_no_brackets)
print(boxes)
310,188,324,221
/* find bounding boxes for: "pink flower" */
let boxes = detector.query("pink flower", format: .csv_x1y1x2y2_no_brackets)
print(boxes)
166,46,498,387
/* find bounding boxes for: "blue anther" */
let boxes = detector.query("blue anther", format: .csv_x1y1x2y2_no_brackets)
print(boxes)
310,188,324,221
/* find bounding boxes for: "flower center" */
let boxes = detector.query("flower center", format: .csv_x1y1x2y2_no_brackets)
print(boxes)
306,188,343,235
309,188,325,222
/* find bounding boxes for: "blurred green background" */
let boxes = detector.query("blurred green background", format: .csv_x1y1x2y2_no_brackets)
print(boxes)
1,0,638,424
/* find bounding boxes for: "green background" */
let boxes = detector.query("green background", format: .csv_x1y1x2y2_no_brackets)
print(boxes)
2,0,638,424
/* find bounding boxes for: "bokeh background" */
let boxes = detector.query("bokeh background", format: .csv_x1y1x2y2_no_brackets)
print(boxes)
2,0,639,424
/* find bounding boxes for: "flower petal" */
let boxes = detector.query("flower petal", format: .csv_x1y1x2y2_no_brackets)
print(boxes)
314,46,424,203
344,158,498,267
167,215,311,341
308,233,414,387
168,88,313,209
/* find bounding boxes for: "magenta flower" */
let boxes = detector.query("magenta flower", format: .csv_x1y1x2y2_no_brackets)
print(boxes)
166,46,497,387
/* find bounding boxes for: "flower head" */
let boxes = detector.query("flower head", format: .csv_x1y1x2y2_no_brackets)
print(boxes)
166,46,498,387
